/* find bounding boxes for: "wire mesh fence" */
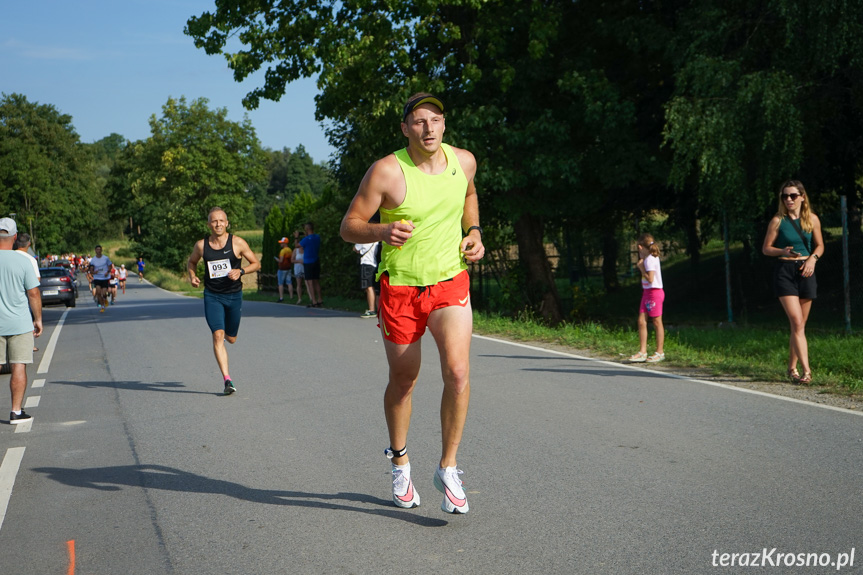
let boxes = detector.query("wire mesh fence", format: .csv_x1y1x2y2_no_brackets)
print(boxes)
467,196,862,332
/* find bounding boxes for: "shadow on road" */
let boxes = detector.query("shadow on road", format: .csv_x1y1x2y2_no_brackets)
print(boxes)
478,354,672,379
33,463,448,527
51,380,218,395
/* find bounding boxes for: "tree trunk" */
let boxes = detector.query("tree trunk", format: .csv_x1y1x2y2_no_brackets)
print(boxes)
513,212,562,324
601,229,620,292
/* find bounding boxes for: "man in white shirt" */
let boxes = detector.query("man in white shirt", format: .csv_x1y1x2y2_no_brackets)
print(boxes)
13,233,40,282
14,234,40,351
353,242,380,318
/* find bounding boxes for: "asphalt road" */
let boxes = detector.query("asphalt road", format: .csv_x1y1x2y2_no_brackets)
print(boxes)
0,280,861,574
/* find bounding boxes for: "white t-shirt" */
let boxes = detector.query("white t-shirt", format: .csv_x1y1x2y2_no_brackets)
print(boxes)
15,250,40,282
355,243,379,267
90,255,113,280
641,255,663,289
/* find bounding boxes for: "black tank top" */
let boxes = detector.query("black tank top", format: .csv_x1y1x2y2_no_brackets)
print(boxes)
202,234,242,294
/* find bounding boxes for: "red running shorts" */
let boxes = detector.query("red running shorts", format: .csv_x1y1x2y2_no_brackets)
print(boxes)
379,270,470,345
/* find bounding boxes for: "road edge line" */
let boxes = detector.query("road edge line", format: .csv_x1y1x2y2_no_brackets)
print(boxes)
472,334,863,418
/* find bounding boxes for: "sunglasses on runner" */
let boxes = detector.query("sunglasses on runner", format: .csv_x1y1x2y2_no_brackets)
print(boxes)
781,193,802,201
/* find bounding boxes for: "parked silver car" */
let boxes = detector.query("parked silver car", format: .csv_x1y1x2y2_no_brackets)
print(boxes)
38,267,77,307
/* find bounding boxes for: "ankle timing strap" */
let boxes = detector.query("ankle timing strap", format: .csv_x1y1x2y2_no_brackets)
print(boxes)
384,446,407,459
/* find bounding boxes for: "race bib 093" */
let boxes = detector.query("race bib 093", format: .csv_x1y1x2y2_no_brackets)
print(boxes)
207,258,232,279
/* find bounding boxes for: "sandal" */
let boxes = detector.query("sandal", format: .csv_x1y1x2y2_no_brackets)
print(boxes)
787,368,800,383
628,352,647,363
646,352,665,363
797,371,812,385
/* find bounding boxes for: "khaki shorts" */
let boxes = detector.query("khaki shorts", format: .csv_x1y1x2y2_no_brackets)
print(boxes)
0,332,35,364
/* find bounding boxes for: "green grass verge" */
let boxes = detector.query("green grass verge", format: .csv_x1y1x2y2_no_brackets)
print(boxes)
473,312,863,394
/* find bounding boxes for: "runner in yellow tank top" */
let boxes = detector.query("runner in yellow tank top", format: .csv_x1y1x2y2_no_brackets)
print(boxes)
340,93,485,514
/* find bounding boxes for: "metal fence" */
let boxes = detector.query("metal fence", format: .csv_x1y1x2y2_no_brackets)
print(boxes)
466,196,863,331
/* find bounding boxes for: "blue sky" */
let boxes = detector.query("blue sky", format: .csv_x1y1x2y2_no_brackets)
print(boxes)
0,0,336,164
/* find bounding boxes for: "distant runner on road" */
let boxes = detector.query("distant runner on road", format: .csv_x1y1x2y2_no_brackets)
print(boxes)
187,207,260,395
88,245,113,313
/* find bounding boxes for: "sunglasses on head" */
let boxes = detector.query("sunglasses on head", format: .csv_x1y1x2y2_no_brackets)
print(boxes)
781,193,802,201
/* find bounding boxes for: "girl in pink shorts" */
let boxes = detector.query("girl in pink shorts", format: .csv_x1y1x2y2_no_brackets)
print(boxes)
629,233,665,363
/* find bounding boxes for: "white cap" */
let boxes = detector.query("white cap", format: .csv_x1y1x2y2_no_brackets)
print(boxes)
0,217,17,238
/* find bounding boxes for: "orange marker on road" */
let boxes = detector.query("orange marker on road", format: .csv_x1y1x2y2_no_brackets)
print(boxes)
67,540,76,575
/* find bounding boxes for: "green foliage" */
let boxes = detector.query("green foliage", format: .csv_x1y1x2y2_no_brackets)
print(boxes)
261,205,284,283
184,0,863,320
251,145,334,225
0,93,111,253
113,96,268,270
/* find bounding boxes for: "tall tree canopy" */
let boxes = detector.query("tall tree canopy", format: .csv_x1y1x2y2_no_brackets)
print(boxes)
0,93,108,253
186,0,663,321
186,0,863,322
112,97,267,269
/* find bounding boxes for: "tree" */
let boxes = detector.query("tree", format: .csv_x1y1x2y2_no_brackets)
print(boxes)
0,93,108,253
186,0,863,322
114,97,268,269
186,0,669,322
87,133,129,238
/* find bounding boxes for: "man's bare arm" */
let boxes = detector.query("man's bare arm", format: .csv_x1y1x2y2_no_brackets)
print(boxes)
27,286,42,337
341,156,413,247
187,240,204,287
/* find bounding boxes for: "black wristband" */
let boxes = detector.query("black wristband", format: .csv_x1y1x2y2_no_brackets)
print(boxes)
466,225,483,238
239,268,245,276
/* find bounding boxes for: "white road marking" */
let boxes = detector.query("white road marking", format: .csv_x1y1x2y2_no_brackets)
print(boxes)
472,334,863,418
31,379,45,388
13,420,32,434
0,447,26,532
23,396,40,409
37,308,70,375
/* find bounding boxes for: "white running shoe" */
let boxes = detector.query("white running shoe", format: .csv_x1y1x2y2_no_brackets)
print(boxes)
434,466,469,514
391,463,420,509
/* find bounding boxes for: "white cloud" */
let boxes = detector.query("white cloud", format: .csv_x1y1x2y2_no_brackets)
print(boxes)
3,38,95,61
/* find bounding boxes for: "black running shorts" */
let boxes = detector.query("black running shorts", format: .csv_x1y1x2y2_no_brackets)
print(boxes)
773,260,817,299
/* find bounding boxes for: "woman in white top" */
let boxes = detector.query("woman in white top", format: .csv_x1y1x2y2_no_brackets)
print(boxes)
629,233,665,363
291,231,305,304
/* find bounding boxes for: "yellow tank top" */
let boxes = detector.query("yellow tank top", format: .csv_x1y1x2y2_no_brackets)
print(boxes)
377,143,469,286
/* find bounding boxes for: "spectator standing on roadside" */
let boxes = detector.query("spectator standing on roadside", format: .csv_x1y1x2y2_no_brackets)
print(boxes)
13,233,40,283
300,222,322,307
354,241,380,318
13,234,40,352
761,179,824,385
628,234,665,364
292,230,305,304
0,218,43,424
276,237,294,303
